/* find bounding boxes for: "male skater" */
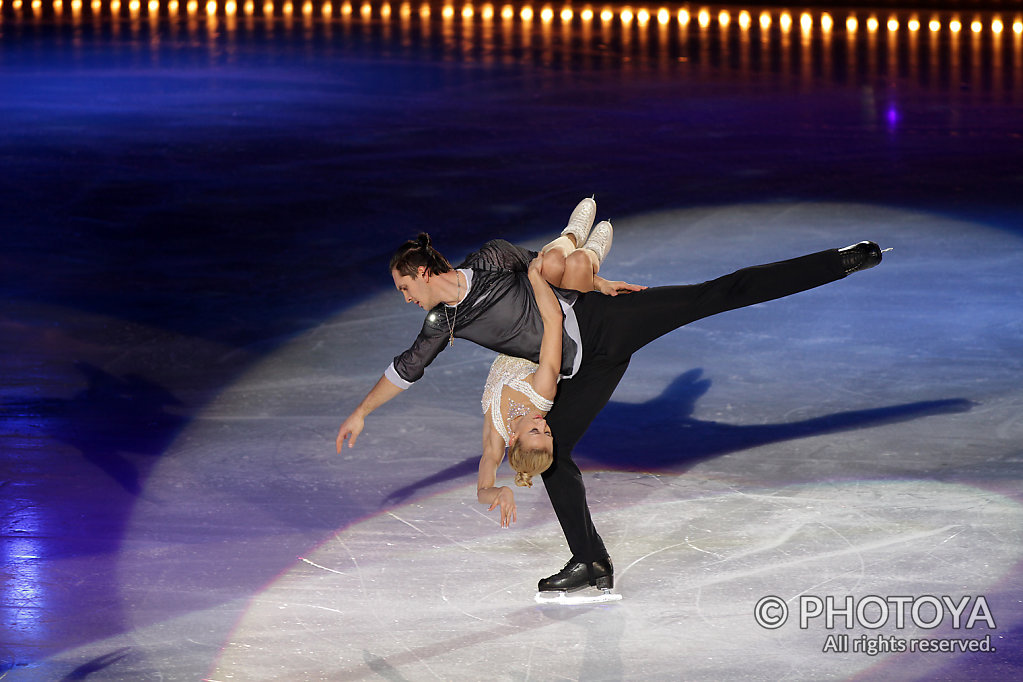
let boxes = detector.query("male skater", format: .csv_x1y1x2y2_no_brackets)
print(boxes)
336,209,884,597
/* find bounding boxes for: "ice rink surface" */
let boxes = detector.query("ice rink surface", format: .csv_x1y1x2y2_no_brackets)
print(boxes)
3,3,1023,680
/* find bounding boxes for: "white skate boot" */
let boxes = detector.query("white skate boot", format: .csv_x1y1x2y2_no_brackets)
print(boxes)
580,220,613,268
560,197,597,248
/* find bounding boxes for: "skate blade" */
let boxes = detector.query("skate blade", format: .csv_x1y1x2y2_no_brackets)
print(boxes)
534,589,623,605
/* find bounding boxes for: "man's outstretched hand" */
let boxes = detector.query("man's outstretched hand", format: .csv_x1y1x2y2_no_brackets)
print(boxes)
336,413,364,452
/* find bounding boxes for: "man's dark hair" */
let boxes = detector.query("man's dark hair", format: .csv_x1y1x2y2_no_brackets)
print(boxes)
390,232,453,278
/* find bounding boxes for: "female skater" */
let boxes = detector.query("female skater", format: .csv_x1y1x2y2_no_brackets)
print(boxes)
476,253,562,528
477,198,630,527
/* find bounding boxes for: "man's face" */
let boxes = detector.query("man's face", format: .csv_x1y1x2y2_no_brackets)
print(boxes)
392,267,435,310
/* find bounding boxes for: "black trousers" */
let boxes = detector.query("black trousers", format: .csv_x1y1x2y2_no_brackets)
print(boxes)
541,248,847,562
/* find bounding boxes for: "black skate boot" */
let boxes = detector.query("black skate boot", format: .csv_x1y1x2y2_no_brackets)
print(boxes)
535,558,620,604
839,241,884,275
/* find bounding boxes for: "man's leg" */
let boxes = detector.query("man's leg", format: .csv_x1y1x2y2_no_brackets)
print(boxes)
539,358,630,587
537,246,870,589
577,248,848,362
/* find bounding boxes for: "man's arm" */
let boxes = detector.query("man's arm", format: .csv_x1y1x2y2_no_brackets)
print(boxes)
338,314,451,452
336,374,404,452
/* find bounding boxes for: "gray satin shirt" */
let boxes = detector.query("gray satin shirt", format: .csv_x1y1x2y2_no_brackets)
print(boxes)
385,240,582,389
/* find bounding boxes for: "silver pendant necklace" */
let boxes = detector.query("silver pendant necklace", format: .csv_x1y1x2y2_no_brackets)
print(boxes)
443,271,461,347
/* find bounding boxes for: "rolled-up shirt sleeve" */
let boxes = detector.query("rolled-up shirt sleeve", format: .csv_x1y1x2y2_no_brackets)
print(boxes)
386,317,448,389
384,362,414,390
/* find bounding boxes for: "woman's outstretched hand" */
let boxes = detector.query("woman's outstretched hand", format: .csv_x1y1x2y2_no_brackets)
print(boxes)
593,275,647,296
488,486,518,527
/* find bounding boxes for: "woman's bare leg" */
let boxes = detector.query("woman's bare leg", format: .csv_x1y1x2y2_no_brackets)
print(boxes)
541,234,578,252
539,235,578,287
561,248,600,292
539,195,598,289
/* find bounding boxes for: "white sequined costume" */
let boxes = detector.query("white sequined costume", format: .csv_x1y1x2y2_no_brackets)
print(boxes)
481,354,555,447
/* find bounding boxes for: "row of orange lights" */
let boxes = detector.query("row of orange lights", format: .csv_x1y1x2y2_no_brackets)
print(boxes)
5,0,1023,36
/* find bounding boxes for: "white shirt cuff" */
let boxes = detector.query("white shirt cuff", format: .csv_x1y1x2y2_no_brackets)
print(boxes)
384,362,414,390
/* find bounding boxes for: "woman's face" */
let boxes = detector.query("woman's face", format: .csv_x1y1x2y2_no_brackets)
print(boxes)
511,413,553,452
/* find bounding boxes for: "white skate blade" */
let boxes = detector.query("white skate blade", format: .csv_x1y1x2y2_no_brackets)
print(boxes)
534,589,623,605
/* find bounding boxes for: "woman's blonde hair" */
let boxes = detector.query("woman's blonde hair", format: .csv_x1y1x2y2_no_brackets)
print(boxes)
508,441,553,488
